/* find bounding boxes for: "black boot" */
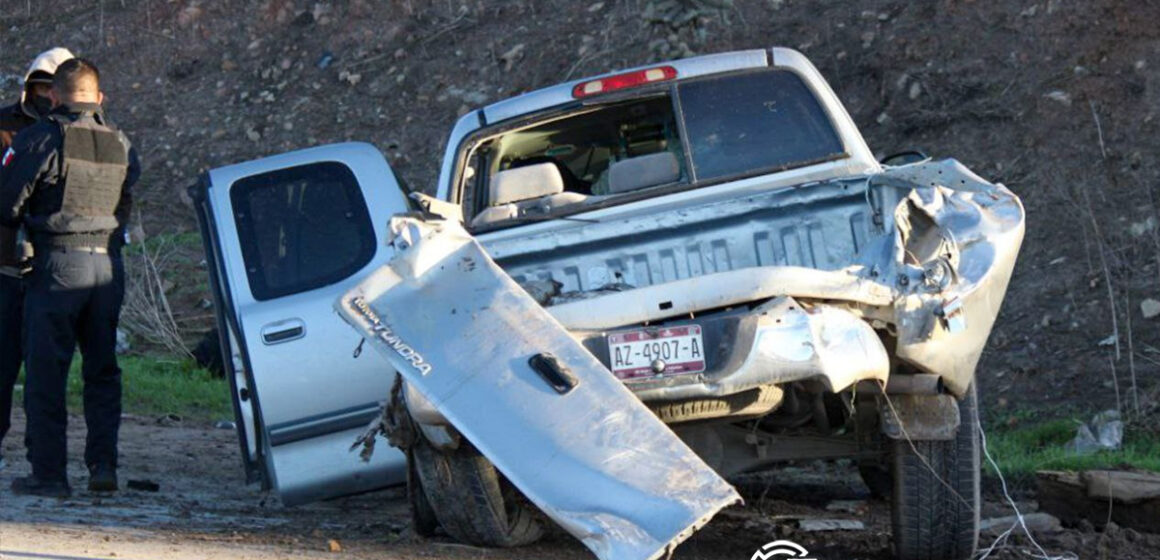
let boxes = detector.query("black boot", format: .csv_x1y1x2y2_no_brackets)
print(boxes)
88,464,118,492
12,475,72,498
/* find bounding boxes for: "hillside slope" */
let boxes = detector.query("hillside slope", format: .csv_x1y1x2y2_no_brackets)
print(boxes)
1,0,1158,417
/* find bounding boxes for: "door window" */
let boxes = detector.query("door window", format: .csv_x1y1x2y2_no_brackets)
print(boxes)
231,161,375,301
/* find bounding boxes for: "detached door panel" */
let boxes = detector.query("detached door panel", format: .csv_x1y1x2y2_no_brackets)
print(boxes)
202,143,408,505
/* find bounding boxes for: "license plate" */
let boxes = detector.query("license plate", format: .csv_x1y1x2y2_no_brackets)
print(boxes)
608,326,705,380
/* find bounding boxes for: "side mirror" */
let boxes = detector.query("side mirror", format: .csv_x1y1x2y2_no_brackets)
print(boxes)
879,150,930,167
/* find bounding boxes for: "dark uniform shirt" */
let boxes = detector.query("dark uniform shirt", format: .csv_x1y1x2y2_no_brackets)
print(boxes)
0,102,37,269
0,102,36,151
0,102,140,251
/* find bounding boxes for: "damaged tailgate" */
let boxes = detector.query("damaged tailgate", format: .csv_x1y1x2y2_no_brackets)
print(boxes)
335,217,741,560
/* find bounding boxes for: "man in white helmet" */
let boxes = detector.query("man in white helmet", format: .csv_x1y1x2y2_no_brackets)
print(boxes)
0,47,74,471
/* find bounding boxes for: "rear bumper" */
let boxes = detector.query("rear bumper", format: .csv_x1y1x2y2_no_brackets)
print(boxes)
406,296,889,426
576,296,889,402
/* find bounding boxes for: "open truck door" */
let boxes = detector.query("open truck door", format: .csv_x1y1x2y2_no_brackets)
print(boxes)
190,142,409,505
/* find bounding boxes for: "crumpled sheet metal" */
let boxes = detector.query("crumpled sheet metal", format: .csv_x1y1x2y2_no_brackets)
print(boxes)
625,296,890,403
748,297,890,392
875,159,1025,396
543,158,1022,398
547,265,896,331
335,217,740,560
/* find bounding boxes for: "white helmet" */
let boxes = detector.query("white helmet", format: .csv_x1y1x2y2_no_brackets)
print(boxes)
20,47,75,118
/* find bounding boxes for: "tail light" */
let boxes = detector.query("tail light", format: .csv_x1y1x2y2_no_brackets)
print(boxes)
572,66,678,98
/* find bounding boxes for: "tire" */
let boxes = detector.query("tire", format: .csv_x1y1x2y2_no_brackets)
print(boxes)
410,438,543,547
890,385,980,560
406,449,439,537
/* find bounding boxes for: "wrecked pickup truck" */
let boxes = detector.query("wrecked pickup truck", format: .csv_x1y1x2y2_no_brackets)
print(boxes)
191,48,1023,560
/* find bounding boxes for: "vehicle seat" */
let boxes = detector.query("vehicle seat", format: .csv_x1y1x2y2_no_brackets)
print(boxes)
607,151,681,194
471,162,587,227
510,156,591,194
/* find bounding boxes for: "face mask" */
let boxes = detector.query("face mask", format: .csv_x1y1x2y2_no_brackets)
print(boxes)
28,95,53,118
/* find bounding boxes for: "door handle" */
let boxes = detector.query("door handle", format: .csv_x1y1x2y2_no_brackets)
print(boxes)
528,353,579,395
261,319,306,345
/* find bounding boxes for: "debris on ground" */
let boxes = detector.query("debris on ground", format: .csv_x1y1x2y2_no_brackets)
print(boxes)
797,519,865,532
1129,217,1157,238
1036,470,1160,533
1043,90,1072,106
127,479,161,492
1067,409,1122,454
115,329,131,354
824,500,869,515
1141,298,1160,320
980,512,1063,535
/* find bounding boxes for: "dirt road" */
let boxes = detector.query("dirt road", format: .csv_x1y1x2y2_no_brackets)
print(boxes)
5,412,1155,560
0,411,845,560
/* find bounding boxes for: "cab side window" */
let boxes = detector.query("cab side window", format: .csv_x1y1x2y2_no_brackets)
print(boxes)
231,162,375,301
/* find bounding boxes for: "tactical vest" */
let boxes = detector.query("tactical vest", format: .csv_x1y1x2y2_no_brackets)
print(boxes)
57,114,129,228
28,112,130,247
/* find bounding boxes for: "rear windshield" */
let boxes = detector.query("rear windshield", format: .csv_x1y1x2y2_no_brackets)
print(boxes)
678,70,845,181
485,95,681,197
464,69,846,228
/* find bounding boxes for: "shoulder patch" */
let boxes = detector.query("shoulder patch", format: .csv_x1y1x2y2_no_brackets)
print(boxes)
1,147,13,167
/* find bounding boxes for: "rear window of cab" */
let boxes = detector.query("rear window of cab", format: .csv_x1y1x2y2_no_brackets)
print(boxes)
679,70,845,181
463,69,846,229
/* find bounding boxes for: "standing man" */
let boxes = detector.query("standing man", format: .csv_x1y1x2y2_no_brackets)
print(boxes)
0,47,75,471
1,58,139,497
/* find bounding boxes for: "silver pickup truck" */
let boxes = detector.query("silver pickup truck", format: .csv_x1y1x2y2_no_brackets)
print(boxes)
192,47,1024,560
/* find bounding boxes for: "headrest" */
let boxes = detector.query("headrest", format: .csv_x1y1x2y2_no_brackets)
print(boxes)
608,152,680,194
490,162,565,206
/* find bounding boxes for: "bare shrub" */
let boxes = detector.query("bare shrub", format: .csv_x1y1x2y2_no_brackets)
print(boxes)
121,233,191,358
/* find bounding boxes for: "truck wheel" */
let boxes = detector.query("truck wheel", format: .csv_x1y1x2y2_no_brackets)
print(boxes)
410,438,543,547
890,385,980,560
406,449,439,537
